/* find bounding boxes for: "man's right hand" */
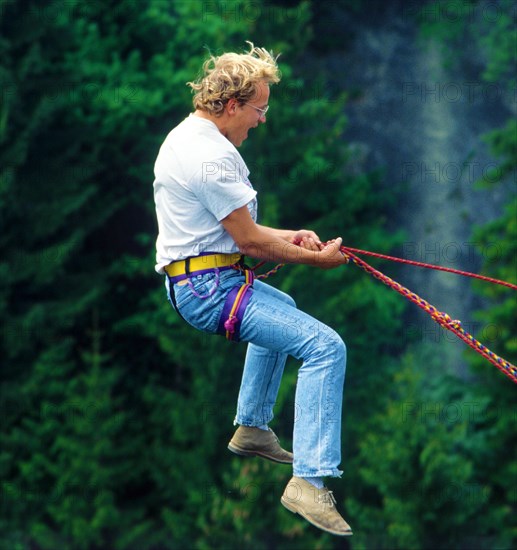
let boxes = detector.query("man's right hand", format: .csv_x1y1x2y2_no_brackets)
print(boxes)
315,238,349,269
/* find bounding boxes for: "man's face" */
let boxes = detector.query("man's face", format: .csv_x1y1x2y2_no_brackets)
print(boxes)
227,80,270,147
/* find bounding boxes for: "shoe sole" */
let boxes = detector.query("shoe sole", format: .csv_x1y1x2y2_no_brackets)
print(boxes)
227,443,293,464
280,496,353,537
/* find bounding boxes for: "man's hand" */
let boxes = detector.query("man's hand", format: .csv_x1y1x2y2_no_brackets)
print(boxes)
291,229,321,249
293,232,348,268
316,238,349,269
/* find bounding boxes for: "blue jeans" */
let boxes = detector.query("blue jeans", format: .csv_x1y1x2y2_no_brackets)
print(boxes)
167,269,346,477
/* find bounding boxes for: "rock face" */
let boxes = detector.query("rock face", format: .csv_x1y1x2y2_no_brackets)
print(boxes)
324,1,513,374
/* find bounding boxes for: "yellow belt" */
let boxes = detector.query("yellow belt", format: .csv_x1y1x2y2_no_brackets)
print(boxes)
164,253,242,279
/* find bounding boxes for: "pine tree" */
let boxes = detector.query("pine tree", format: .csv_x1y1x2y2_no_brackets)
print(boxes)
1,0,415,547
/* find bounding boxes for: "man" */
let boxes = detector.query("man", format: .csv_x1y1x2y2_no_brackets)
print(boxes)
153,42,352,536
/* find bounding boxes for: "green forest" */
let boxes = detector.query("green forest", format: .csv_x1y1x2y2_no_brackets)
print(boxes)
1,0,515,548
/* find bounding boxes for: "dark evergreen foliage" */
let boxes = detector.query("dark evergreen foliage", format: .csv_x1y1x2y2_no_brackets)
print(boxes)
0,1,514,548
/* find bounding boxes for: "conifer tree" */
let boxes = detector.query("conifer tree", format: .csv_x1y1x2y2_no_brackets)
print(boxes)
1,0,411,547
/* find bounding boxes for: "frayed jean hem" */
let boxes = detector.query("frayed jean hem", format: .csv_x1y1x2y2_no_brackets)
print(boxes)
293,469,343,478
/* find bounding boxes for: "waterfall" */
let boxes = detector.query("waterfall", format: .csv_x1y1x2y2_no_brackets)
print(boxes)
327,3,512,376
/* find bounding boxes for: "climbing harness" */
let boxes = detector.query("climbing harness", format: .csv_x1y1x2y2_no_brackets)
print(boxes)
165,252,255,342
249,245,517,385
217,266,254,341
165,247,516,383
164,252,242,283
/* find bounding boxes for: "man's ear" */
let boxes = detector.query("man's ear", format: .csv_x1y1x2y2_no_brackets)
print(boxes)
226,98,239,115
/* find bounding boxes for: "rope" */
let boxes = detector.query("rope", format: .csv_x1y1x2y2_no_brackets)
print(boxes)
340,247,517,385
342,246,517,290
255,261,284,280
250,245,517,384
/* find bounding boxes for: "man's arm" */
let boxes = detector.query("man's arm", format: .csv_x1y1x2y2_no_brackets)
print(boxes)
256,224,322,246
221,206,347,268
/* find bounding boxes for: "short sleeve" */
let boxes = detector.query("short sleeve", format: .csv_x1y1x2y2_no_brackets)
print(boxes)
190,153,257,221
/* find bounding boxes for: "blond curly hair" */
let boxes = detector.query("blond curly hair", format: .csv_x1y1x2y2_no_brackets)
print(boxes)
187,42,281,116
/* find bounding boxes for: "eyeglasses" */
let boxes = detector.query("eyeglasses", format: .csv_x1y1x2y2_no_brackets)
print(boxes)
243,102,269,117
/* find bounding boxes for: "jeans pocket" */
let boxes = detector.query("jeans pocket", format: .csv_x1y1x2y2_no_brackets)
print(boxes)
173,272,224,334
174,272,217,308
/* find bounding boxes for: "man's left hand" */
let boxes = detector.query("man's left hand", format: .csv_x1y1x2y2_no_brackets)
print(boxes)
291,230,322,250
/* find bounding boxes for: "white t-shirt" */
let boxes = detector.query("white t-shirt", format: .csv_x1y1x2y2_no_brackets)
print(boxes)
153,114,257,274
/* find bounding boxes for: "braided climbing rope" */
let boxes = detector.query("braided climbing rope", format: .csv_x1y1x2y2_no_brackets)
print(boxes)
340,247,517,385
251,246,517,384
342,246,517,291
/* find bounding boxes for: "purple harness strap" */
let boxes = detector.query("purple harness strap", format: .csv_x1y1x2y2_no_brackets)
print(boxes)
217,269,254,342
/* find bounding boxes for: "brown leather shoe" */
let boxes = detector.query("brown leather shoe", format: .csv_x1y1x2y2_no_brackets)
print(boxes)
227,426,293,464
281,476,353,536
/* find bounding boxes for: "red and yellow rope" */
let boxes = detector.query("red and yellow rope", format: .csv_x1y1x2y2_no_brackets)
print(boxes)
250,245,517,384
340,247,517,385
